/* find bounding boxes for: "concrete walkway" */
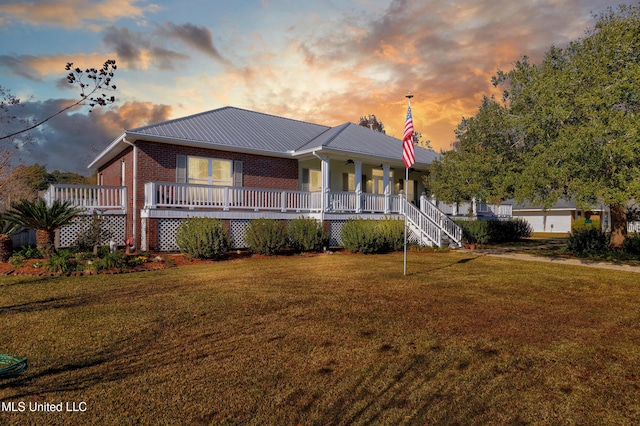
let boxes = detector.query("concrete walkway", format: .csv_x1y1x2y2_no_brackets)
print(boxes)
461,242,640,274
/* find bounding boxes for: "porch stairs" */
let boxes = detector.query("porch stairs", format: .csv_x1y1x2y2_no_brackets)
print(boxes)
404,199,463,248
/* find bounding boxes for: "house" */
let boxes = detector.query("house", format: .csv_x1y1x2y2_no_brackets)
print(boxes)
512,200,610,233
44,107,463,251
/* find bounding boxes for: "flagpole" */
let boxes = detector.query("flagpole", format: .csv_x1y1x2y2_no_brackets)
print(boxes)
404,165,409,276
403,92,413,276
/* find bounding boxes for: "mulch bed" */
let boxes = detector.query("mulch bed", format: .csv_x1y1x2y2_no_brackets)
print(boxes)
0,254,210,277
0,250,310,276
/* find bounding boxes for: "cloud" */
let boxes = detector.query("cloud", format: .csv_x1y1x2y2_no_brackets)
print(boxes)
157,22,227,63
0,0,161,30
0,53,118,80
10,99,172,173
101,23,225,70
232,0,624,151
102,26,188,70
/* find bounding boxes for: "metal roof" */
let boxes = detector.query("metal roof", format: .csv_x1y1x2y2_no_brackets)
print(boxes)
89,106,439,169
126,106,330,154
297,122,438,165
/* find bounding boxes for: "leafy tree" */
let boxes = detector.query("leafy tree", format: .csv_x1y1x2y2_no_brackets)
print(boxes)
0,164,93,211
4,199,82,259
429,5,640,248
412,131,432,150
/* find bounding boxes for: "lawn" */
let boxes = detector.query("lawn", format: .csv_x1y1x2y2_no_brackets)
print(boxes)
1,252,639,425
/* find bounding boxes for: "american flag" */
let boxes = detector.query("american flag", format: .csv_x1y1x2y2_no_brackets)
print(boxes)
402,106,415,168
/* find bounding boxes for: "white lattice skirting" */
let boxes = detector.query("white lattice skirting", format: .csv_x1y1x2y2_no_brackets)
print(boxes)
329,220,346,247
155,218,341,252
58,214,126,248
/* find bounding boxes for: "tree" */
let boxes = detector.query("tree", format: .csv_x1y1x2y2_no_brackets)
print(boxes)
4,199,82,259
412,131,432,150
0,164,93,212
429,5,640,248
358,114,386,133
0,216,22,262
0,59,118,142
0,87,36,203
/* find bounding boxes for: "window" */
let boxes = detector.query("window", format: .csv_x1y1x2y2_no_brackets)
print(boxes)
371,169,394,194
188,157,232,186
342,172,355,192
302,168,322,192
177,155,235,186
405,179,416,203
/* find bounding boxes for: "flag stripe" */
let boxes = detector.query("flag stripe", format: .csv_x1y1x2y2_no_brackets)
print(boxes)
402,105,415,168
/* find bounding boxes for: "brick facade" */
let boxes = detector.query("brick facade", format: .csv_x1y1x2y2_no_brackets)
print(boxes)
98,140,300,250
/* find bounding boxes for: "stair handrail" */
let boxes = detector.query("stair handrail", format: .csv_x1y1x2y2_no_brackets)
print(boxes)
419,197,464,246
404,202,441,246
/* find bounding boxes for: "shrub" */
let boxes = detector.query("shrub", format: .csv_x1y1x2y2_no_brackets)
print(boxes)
287,217,328,253
176,218,230,259
128,255,148,267
8,254,26,268
244,218,287,255
99,252,128,271
74,251,95,262
14,245,42,259
510,217,534,240
73,213,113,253
376,218,406,252
340,219,384,253
456,220,490,244
622,234,640,256
456,219,532,244
566,227,610,256
46,249,77,274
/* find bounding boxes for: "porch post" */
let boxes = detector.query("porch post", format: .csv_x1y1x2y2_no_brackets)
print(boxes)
383,163,391,214
320,155,330,213
355,160,363,213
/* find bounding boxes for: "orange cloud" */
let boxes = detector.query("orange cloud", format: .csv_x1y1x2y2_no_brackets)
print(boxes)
24,53,117,77
0,0,160,29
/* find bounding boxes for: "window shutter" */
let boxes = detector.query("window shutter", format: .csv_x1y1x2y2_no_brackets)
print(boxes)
233,161,243,187
176,155,186,183
302,168,310,191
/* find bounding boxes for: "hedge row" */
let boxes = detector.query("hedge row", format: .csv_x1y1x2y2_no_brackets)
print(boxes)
340,218,405,254
567,228,640,258
175,217,329,258
455,218,533,244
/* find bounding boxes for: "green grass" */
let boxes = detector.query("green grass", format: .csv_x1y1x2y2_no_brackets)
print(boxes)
1,252,640,425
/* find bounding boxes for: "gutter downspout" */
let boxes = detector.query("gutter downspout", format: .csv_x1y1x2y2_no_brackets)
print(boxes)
122,137,138,251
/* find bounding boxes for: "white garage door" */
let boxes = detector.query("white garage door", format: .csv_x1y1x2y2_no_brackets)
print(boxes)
515,212,572,233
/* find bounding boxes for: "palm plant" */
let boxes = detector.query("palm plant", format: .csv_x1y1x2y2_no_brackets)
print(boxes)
5,199,82,259
0,216,22,262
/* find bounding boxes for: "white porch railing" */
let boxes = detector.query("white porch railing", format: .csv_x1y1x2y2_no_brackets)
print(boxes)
329,191,358,212
43,184,126,212
146,182,405,214
145,182,324,212
433,200,512,218
478,202,513,217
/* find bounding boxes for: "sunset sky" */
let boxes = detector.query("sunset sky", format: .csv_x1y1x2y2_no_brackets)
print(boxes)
0,0,633,174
